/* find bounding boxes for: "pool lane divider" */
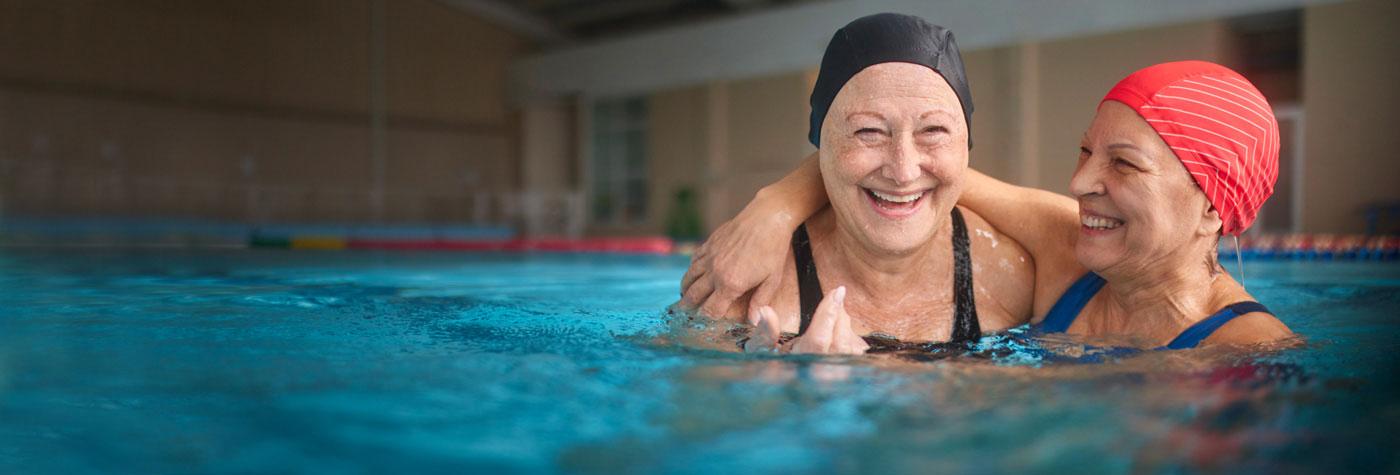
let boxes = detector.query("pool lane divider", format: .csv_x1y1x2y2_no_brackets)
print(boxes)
249,233,1399,259
251,236,675,254
244,223,675,254
3,216,1393,259
1219,234,1400,261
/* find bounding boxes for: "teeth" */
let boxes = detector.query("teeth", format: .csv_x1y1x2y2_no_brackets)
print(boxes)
870,189,923,203
1081,215,1123,229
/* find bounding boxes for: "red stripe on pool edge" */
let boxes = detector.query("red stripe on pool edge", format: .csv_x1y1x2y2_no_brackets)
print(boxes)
346,237,674,254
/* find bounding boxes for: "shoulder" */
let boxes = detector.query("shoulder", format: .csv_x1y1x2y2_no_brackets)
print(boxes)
957,206,1084,323
956,207,1035,325
956,208,1031,274
1201,311,1293,346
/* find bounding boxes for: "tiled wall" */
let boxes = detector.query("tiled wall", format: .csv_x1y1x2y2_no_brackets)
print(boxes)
0,0,531,223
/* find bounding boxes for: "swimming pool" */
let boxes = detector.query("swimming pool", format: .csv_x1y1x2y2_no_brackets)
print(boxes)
1,249,1396,473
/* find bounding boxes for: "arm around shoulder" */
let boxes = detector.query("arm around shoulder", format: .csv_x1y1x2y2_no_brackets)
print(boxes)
959,169,1079,263
958,169,1086,320
680,151,829,321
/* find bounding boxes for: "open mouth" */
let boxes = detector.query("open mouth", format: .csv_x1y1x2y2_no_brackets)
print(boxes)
1081,213,1124,231
863,187,928,216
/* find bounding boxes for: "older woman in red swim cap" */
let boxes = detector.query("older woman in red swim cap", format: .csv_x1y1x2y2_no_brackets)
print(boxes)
683,61,1292,349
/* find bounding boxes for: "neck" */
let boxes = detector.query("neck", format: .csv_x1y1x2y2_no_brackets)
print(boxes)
814,209,948,297
1097,239,1220,331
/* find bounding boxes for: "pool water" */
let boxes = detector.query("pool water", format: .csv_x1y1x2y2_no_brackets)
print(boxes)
1,249,1397,473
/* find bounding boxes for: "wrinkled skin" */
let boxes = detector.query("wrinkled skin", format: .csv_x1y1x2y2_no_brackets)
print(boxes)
682,62,1035,353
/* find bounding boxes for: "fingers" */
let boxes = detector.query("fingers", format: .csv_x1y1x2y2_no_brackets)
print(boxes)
790,286,866,355
758,307,780,339
833,302,868,354
746,274,783,326
743,306,782,353
680,274,714,310
812,285,846,340
680,260,706,300
680,245,712,296
792,286,845,354
679,224,718,298
699,285,741,319
746,301,763,327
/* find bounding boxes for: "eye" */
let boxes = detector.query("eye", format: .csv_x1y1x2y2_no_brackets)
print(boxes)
1078,147,1091,161
1112,157,1141,171
854,127,887,142
920,125,948,135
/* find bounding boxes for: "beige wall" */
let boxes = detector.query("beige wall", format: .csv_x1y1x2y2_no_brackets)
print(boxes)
548,4,1400,238
712,71,814,226
961,45,1024,184
599,70,812,236
0,0,531,223
630,21,1233,236
644,86,713,236
636,21,1235,236
521,99,575,191
1301,0,1400,233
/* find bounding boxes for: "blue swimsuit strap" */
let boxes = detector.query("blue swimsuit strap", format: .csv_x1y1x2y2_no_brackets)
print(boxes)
1037,272,1106,333
1033,273,1273,352
1162,301,1272,350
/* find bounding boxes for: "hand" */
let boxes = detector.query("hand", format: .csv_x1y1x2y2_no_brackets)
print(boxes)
742,306,783,353
789,286,868,355
680,194,797,323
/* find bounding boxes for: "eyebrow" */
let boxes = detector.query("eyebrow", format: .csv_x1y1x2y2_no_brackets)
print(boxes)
845,111,885,121
1106,143,1141,152
918,110,957,121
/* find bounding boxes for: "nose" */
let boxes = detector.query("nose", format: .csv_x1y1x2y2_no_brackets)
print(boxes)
1068,154,1106,198
882,134,921,185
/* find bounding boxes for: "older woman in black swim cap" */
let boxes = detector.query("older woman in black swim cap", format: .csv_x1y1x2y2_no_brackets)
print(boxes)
682,13,1036,354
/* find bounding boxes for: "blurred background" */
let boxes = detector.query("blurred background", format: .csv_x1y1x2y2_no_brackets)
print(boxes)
0,0,1396,247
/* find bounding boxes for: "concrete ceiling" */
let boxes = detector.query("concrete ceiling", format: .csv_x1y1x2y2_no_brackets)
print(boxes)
439,0,829,44
446,0,1345,101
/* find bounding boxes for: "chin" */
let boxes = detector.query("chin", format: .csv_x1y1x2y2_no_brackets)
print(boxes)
859,219,935,255
865,235,925,255
1074,241,1120,273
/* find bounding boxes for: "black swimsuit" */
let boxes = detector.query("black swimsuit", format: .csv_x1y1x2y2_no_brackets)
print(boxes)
791,207,981,343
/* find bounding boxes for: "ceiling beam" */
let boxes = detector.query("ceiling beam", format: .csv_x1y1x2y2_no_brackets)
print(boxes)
435,0,571,45
511,0,1344,102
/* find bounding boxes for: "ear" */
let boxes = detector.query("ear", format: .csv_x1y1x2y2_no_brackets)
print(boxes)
1197,200,1224,237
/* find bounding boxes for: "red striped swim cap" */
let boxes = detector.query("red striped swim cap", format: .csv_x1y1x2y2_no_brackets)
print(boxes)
1101,61,1279,235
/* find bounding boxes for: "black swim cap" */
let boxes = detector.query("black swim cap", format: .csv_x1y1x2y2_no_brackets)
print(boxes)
808,13,974,148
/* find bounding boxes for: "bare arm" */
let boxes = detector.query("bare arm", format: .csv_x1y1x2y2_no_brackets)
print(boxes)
756,152,827,225
958,169,1084,319
680,152,826,322
680,154,1084,322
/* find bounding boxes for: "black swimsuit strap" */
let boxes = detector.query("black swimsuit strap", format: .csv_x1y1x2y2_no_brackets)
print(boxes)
793,223,822,335
792,208,980,342
949,207,980,343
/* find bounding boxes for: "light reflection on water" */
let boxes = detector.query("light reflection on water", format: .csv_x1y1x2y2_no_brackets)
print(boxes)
0,249,1396,474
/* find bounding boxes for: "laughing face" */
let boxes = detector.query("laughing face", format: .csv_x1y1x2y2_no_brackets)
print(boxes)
1070,100,1222,274
818,62,968,256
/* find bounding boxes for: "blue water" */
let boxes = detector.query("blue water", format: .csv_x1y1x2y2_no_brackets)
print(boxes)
1,249,1396,474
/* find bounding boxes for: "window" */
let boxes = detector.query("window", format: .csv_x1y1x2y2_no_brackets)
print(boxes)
1255,106,1301,233
1230,10,1301,233
589,97,648,225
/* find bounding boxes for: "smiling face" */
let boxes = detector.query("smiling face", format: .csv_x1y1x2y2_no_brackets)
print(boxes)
1070,101,1223,274
818,62,968,256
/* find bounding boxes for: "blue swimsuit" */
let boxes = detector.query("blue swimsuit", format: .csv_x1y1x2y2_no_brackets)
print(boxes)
1037,273,1272,350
